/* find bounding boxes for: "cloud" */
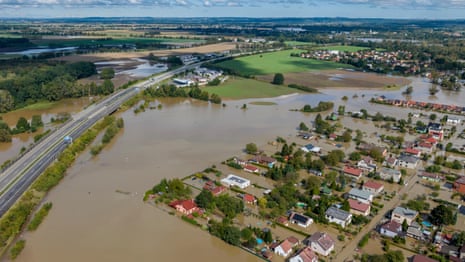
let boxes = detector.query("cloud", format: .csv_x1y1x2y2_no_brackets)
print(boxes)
0,0,464,9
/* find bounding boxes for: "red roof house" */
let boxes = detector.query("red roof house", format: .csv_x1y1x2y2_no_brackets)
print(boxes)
203,181,226,196
243,164,259,173
405,147,421,157
243,194,256,205
348,199,371,216
169,199,199,216
343,166,363,180
362,180,384,195
454,176,465,194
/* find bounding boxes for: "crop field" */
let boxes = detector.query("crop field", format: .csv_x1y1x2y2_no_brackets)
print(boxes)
215,49,353,76
31,37,205,47
203,77,301,99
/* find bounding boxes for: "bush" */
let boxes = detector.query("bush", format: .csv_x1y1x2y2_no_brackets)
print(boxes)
27,202,53,231
10,240,25,260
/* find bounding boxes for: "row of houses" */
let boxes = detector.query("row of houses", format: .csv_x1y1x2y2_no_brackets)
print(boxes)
268,231,336,260
374,96,465,117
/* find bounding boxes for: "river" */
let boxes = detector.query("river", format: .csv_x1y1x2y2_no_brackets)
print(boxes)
4,76,465,262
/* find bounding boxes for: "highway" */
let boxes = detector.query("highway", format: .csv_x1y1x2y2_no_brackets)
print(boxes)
0,59,213,218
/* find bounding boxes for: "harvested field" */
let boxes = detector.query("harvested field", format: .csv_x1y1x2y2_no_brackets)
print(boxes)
55,42,237,62
257,70,411,89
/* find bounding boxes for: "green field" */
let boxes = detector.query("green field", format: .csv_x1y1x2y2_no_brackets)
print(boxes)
285,41,315,46
317,45,370,52
204,77,301,99
215,49,351,76
17,101,58,111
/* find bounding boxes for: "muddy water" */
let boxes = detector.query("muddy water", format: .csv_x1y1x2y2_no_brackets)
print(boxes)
8,77,465,262
0,98,92,165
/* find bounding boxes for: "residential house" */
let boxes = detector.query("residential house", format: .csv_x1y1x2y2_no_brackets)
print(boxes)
289,212,313,228
348,188,373,204
454,176,465,194
277,216,289,226
325,206,352,228
379,167,402,183
415,142,434,154
348,199,371,216
289,247,318,262
304,232,335,257
460,244,465,260
391,206,418,225
343,166,363,181
397,154,419,169
169,199,199,216
406,222,423,240
404,148,421,157
203,181,226,196
418,172,444,183
428,122,444,141
447,117,462,125
270,238,293,257
221,174,251,189
383,157,398,168
362,180,384,196
243,164,259,173
411,254,438,262
233,157,247,166
249,155,277,168
301,144,321,154
379,220,402,238
357,156,377,173
243,194,256,205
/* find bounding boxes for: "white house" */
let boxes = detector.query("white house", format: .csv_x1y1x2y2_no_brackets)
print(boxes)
271,238,293,257
357,156,377,173
221,174,251,189
380,220,402,238
301,144,321,154
447,117,461,125
305,232,335,257
348,188,373,204
397,155,419,169
289,247,318,262
391,206,418,225
325,206,352,228
289,212,313,228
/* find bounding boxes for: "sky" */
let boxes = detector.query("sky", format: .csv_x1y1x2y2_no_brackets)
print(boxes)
1,0,465,19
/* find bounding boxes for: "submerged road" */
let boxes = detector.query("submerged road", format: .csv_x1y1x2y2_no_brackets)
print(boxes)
0,60,213,218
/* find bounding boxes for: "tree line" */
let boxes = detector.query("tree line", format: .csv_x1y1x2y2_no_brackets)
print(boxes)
143,85,222,104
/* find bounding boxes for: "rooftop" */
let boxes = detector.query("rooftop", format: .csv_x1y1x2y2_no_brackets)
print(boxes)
290,212,312,225
348,188,373,200
325,206,351,221
348,199,370,213
380,220,402,233
363,180,384,190
307,232,335,251
392,206,418,219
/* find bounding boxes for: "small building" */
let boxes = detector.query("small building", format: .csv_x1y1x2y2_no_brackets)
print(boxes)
391,206,418,225
383,157,398,168
415,142,434,154
221,174,251,189
304,232,335,257
428,122,444,141
243,194,256,205
404,148,421,157
325,206,352,228
243,164,259,173
343,166,363,181
277,216,289,226
418,172,444,183
203,181,227,196
289,212,313,228
406,222,423,240
357,156,377,173
447,117,461,125
379,220,402,238
169,199,199,216
348,199,371,216
454,176,465,194
270,238,293,257
379,167,402,183
397,154,419,169
301,144,321,154
362,180,384,196
289,246,318,262
460,244,465,260
348,188,373,204
249,155,277,168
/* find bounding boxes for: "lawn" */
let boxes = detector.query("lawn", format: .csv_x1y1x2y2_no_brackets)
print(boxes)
20,101,58,111
215,49,352,76
285,41,315,46
317,45,370,52
203,77,301,99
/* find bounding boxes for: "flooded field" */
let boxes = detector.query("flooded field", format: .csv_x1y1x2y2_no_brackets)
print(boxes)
3,75,465,262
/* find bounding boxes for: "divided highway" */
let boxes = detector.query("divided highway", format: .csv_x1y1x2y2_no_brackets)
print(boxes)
0,61,208,218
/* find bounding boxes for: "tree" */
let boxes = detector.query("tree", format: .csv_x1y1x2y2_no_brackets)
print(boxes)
272,73,284,85
349,152,361,161
15,117,30,133
210,93,222,104
341,130,352,142
341,200,350,211
452,231,465,246
101,79,114,95
241,228,253,241
100,68,115,79
245,143,258,154
299,122,309,131
403,86,413,95
402,219,408,232
429,85,439,95
30,115,43,132
195,190,215,210
430,204,455,226
430,113,437,121
0,90,14,113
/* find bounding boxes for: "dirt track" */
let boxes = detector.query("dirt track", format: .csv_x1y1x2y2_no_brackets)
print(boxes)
55,42,237,62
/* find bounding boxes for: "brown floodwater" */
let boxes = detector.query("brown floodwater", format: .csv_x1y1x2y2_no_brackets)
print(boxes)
0,98,92,165
7,76,465,262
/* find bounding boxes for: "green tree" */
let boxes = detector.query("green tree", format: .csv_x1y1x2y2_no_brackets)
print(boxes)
349,152,361,161
210,93,222,104
341,200,350,211
299,122,309,131
101,79,114,95
30,115,43,132
403,86,413,95
241,228,254,241
402,219,408,232
15,117,30,133
100,68,115,79
195,190,215,210
430,113,437,121
452,231,465,246
0,90,14,113
430,204,455,226
272,73,284,85
245,143,258,154
341,130,352,142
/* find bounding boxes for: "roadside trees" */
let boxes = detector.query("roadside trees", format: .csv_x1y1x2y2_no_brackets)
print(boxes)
272,73,284,85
